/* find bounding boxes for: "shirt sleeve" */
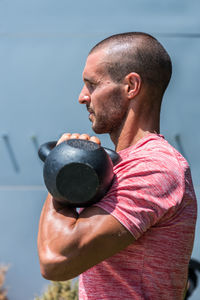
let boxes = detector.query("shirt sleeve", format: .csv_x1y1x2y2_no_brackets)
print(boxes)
94,152,184,240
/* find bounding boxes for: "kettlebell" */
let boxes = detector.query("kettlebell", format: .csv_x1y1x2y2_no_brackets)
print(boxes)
38,139,120,207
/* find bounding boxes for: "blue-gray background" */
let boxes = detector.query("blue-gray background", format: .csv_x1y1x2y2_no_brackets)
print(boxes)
0,1,199,299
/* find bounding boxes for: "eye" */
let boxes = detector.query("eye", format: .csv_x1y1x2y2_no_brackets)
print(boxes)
86,81,96,93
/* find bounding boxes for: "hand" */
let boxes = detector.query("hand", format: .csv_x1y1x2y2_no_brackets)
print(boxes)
56,133,101,146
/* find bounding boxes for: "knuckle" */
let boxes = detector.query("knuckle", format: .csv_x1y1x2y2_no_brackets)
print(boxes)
61,133,71,139
90,136,101,145
56,133,71,145
79,134,90,140
70,133,80,139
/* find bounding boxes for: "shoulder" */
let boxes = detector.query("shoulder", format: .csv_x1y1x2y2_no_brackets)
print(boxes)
113,134,187,201
116,134,186,176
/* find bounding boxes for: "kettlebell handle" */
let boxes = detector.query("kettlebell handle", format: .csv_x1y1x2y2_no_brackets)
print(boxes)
38,140,120,166
38,141,57,162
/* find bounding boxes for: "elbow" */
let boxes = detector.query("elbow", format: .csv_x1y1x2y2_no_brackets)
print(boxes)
39,261,58,281
39,252,78,281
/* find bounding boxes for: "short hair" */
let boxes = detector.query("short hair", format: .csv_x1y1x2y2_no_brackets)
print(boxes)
89,32,172,96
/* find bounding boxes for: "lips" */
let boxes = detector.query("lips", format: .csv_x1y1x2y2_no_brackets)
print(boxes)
87,108,95,122
87,106,95,115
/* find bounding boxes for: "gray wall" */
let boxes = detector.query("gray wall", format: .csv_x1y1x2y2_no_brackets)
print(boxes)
0,1,199,299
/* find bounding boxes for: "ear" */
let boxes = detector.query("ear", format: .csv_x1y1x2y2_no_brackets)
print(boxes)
124,72,142,100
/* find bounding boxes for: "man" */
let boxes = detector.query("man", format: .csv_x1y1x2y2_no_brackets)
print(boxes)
37,32,197,299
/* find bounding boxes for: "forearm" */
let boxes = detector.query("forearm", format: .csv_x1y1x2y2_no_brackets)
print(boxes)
38,194,135,281
37,194,80,280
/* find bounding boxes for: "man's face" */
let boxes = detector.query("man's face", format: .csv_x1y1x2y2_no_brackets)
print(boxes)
79,50,129,134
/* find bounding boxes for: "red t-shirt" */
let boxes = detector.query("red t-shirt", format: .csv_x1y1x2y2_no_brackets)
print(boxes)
79,134,197,300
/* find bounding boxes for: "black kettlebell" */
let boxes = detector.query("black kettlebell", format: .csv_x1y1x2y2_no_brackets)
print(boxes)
38,139,120,207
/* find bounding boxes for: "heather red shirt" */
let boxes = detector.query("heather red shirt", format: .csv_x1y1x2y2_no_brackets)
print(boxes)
79,134,197,300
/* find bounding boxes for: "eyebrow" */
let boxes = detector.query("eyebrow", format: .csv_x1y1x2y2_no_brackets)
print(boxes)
83,76,96,84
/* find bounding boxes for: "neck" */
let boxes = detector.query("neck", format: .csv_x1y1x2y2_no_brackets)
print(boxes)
110,107,160,152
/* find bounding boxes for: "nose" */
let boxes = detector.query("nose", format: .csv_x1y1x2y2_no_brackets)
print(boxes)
79,86,91,105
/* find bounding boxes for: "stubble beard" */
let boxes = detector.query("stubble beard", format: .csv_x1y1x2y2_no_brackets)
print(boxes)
90,87,128,135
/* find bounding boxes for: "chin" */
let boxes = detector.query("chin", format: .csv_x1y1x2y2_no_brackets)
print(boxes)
91,118,111,134
92,125,108,135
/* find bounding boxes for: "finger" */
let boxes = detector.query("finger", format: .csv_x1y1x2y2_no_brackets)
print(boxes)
79,134,90,140
70,133,80,139
89,136,101,145
56,133,71,145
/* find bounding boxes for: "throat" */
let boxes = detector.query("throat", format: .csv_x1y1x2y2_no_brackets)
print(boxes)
110,114,160,152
